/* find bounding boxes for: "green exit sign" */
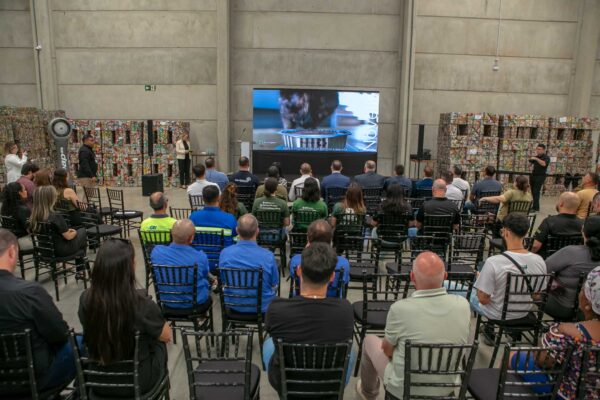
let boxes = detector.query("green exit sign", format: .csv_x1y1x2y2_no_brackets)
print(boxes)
144,85,156,91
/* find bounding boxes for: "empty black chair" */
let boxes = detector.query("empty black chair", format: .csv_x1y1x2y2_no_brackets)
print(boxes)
474,273,553,367
169,207,192,220
422,214,454,237
218,267,266,367
396,340,479,400
545,234,583,258
106,188,143,238
138,229,173,289
385,235,449,275
578,344,600,400
0,215,35,279
449,234,485,273
83,186,113,223
69,331,171,400
362,187,383,215
237,186,257,212
151,264,213,344
341,236,380,290
445,270,476,300
181,330,260,400
188,194,204,211
31,221,90,301
468,345,573,400
353,272,410,376
277,340,352,400
0,329,71,400
78,201,122,251
325,186,348,213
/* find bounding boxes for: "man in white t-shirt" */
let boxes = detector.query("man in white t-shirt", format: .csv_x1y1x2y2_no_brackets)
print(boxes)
442,170,464,201
471,213,546,343
187,164,220,196
451,165,470,197
288,163,320,201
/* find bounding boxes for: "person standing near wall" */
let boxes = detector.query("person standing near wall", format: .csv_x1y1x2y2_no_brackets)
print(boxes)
77,134,98,187
529,143,550,212
4,142,28,184
176,133,192,189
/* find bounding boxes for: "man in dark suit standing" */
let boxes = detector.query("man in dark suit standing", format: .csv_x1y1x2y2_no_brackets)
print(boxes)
353,160,386,188
77,134,98,187
321,160,350,198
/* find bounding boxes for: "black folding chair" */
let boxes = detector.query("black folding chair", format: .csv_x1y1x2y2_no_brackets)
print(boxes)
181,330,260,400
362,187,383,215
0,329,71,400
422,214,454,237
294,185,304,199
341,236,380,290
353,272,411,376
254,209,287,277
397,340,479,400
332,213,365,250
292,209,320,232
288,232,308,258
237,186,257,212
445,270,476,300
218,267,266,368
78,201,122,251
468,345,573,400
193,229,225,273
474,273,553,367
385,235,448,275
373,213,410,265
83,186,113,223
449,234,485,273
69,331,171,400
407,198,426,215
545,234,583,258
474,190,501,217
325,186,348,213
277,340,352,400
0,215,35,279
151,264,214,344
578,344,600,400
507,200,533,215
106,188,143,238
169,207,192,220
138,229,173,289
188,195,204,211
31,221,90,301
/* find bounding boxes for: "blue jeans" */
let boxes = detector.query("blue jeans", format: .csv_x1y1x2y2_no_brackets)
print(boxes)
262,337,356,385
469,289,487,316
38,336,83,391
510,352,552,394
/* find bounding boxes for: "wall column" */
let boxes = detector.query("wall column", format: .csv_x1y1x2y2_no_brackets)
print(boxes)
29,0,58,110
216,0,231,171
567,0,600,116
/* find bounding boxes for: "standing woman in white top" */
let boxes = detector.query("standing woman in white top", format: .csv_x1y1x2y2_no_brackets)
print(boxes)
4,142,28,184
175,133,192,189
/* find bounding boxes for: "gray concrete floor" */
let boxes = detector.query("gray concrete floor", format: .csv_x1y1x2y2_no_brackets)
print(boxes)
23,186,556,399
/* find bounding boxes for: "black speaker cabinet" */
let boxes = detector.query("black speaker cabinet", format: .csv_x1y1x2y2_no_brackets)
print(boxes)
142,174,163,196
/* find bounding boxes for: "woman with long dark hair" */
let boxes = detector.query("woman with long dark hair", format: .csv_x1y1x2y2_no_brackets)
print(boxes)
271,161,287,187
53,168,81,227
0,182,32,249
219,182,248,219
291,177,328,230
78,239,171,397
371,183,415,234
331,183,366,227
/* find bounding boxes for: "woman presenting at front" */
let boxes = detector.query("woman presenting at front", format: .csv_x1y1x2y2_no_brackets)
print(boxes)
176,133,192,189
4,142,28,183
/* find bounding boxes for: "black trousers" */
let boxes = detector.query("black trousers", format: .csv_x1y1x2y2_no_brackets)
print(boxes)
178,158,190,186
530,175,545,210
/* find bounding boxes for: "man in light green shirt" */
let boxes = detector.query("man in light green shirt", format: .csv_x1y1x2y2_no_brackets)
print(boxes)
357,252,471,400
252,178,290,227
140,192,177,241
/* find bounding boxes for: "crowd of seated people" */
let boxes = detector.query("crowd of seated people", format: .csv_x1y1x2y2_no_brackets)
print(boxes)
4,155,600,400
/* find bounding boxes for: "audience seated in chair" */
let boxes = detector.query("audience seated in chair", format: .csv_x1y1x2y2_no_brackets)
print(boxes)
252,178,290,228
353,160,386,189
1,182,32,250
218,214,279,313
0,228,77,393
219,182,248,219
140,192,177,234
442,170,464,201
255,166,289,201
187,163,220,196
264,242,354,394
291,177,328,231
331,183,365,227
545,216,600,321
575,172,599,219
415,179,460,231
356,251,471,400
383,164,412,195
509,266,600,400
470,213,546,344
190,185,238,247
53,168,81,227
78,239,172,397
531,192,582,258
30,186,87,258
321,160,351,198
414,165,434,192
289,220,350,298
204,156,229,191
150,219,211,311
451,164,470,197
16,161,38,209
229,156,260,188
464,165,503,211
479,175,532,222
289,163,321,201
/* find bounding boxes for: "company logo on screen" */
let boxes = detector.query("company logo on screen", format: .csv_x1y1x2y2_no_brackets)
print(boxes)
252,89,379,153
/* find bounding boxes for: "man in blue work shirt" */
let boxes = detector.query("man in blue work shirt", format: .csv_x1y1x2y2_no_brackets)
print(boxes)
219,214,279,313
204,157,229,191
415,165,434,191
150,219,211,312
289,219,349,298
321,160,350,198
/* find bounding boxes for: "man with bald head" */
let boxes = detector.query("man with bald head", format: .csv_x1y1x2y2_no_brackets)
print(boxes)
219,214,279,313
140,192,177,237
289,163,320,201
415,179,460,230
357,252,471,399
150,219,211,310
531,191,583,257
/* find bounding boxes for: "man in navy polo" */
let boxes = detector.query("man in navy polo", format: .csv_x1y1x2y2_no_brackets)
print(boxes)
150,219,211,311
218,214,279,313
321,160,350,198
383,164,412,195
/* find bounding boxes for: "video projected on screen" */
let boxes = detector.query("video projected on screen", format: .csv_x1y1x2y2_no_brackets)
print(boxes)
252,89,379,152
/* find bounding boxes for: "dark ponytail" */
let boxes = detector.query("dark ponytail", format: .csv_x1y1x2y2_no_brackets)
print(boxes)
515,175,530,193
584,216,600,261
